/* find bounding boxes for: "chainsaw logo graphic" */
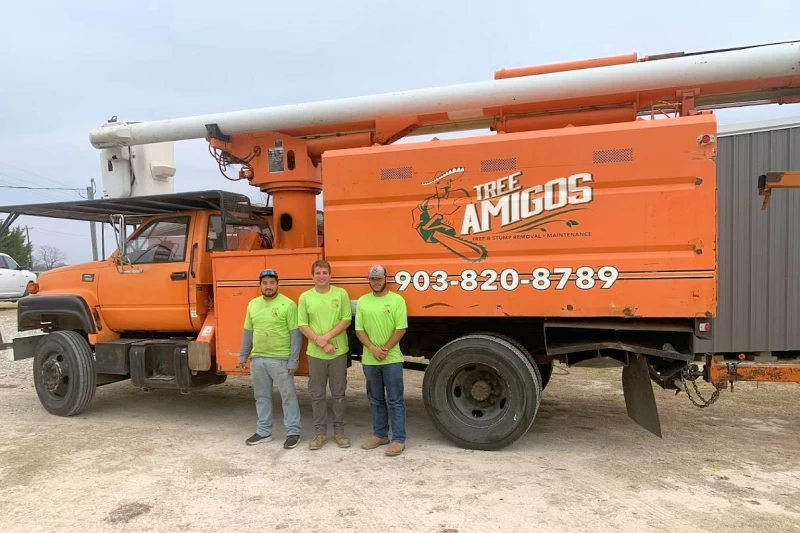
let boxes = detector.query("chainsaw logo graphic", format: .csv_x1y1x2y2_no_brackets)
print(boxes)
412,166,488,262
412,166,595,262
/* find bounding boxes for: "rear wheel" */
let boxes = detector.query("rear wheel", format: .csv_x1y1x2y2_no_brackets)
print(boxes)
475,330,553,391
33,331,97,416
423,333,542,450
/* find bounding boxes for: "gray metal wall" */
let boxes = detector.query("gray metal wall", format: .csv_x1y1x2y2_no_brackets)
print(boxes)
708,124,800,353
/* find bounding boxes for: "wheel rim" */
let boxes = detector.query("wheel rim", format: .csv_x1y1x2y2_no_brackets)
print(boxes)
38,351,72,401
446,362,510,426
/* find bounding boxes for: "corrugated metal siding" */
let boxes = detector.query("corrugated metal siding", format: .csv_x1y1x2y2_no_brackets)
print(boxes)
711,125,800,353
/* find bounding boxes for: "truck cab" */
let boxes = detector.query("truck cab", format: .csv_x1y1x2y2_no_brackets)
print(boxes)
0,190,316,416
12,191,276,340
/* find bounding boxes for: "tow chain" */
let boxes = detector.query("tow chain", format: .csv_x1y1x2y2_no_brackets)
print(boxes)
680,366,722,408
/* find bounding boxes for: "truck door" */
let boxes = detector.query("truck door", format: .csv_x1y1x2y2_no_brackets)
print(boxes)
3,255,26,296
97,215,194,332
0,254,14,297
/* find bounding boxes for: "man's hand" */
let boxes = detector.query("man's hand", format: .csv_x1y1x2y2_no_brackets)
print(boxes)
370,345,388,361
238,361,248,370
287,367,296,375
314,334,330,348
324,344,336,354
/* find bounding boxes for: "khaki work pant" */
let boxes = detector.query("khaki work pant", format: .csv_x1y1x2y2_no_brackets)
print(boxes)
308,353,348,436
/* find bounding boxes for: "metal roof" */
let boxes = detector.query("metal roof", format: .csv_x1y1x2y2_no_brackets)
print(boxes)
0,189,275,238
0,190,271,225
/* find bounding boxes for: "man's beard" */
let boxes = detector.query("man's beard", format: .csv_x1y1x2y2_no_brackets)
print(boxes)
262,288,277,298
371,280,386,294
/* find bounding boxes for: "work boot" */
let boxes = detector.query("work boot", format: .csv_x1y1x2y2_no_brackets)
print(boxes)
360,436,390,449
309,435,328,450
246,433,273,446
385,442,405,456
334,433,351,448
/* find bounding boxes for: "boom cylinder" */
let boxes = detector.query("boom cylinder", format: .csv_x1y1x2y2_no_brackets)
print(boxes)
494,52,638,79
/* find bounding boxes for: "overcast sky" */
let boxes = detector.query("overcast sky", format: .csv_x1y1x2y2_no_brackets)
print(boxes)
1,0,799,265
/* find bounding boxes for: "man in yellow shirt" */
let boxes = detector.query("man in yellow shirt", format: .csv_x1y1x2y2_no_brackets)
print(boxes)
355,265,408,457
239,268,302,450
298,260,353,450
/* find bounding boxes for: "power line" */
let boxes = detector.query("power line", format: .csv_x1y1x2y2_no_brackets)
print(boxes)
0,184,83,192
0,171,77,202
0,160,78,190
29,227,86,238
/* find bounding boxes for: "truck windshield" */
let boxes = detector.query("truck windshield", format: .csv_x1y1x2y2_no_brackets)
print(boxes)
4,255,20,269
207,215,273,251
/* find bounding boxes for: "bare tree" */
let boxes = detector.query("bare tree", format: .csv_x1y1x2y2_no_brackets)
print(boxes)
253,192,271,207
36,245,67,270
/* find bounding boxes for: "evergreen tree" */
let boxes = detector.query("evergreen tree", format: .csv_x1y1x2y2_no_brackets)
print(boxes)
0,220,33,268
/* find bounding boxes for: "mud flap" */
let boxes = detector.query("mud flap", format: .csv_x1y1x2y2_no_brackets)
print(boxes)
622,353,662,438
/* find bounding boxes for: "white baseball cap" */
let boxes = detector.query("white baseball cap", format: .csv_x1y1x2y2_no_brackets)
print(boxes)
367,265,387,278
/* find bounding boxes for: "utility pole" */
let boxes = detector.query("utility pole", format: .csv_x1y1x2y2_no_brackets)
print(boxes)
23,225,33,269
88,179,98,261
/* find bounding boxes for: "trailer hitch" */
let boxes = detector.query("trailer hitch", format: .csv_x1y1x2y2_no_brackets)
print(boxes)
678,364,723,408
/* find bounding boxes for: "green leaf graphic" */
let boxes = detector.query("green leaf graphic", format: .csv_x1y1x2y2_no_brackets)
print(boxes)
502,208,588,234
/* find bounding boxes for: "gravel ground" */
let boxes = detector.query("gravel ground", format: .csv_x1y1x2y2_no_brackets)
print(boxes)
1,303,800,533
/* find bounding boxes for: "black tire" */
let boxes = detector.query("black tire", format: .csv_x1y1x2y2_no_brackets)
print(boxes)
33,331,97,416
423,333,542,451
474,331,553,391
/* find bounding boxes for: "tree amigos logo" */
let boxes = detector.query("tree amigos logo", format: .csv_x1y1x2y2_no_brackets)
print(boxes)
412,166,594,262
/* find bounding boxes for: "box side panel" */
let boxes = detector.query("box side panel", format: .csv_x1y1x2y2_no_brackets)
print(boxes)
322,115,717,319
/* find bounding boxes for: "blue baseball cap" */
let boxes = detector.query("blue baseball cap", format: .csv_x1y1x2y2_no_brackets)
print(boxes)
259,269,279,282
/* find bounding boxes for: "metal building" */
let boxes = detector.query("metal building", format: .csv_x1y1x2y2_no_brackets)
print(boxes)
701,116,800,354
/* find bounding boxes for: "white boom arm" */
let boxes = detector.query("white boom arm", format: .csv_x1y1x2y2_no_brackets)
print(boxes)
89,41,800,149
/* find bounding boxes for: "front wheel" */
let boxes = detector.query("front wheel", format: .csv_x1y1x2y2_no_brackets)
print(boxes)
33,331,97,416
423,333,542,450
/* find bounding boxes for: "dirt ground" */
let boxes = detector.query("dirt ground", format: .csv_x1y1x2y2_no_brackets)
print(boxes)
1,302,799,533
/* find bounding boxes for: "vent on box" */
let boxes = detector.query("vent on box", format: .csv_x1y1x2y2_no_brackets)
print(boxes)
380,166,413,180
593,148,633,164
481,158,517,172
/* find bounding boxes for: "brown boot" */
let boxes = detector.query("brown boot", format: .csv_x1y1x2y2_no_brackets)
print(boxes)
360,436,390,450
309,435,328,450
385,442,405,456
334,433,351,448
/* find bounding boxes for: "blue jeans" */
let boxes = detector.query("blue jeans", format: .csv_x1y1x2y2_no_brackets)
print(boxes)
363,362,406,443
250,357,301,437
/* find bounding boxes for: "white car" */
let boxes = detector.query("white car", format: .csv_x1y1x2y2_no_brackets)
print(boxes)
0,253,37,300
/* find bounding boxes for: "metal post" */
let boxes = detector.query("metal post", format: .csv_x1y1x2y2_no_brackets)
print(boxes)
88,179,98,261
23,225,32,269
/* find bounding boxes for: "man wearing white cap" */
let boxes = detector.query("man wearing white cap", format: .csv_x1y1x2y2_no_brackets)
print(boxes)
355,265,408,456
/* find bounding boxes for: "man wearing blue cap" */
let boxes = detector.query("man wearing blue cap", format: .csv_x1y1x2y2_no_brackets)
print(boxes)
239,268,302,449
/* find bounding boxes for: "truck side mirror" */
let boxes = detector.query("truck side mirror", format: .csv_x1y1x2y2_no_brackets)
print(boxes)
109,214,141,274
